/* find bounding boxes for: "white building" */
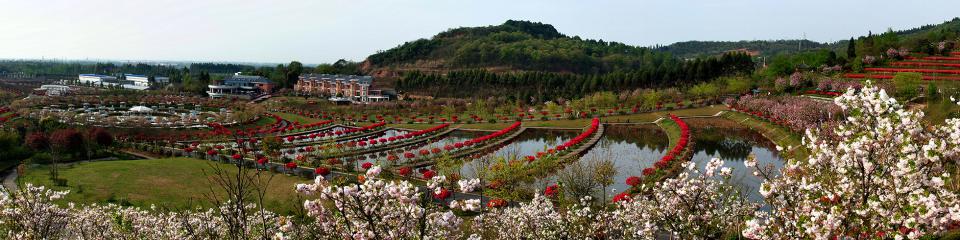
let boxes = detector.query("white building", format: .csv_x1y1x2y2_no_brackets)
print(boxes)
126,74,151,87
125,74,169,88
78,74,119,86
36,85,71,96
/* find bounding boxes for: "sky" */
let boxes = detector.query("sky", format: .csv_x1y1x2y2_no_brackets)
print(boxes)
0,0,958,64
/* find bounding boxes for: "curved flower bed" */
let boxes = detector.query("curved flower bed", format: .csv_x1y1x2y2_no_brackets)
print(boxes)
0,106,16,124
336,123,449,150
283,122,386,144
802,90,842,97
622,114,691,195
523,118,600,162
291,124,451,160
395,121,522,167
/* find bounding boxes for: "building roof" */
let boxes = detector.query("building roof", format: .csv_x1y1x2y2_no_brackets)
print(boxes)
122,84,150,90
300,74,373,84
79,74,115,78
124,74,147,78
223,74,272,85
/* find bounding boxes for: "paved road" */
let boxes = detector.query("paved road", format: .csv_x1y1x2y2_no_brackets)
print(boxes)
1,169,17,192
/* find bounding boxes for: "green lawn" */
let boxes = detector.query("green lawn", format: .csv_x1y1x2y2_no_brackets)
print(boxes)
923,96,960,125
18,157,313,214
272,112,325,124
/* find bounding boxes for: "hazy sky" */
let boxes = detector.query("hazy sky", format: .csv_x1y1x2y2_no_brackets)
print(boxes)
0,0,957,64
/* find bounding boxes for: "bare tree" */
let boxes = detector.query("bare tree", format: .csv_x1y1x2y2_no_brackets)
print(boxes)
557,159,597,204
590,154,617,203
201,134,277,240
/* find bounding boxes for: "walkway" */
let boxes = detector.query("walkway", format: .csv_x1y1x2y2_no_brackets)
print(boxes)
557,123,605,160
1,169,17,192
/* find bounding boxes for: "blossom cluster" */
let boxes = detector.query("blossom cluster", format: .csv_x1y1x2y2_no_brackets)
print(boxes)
742,83,960,239
729,94,842,134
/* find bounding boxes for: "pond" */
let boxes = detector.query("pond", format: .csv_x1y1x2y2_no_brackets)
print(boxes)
465,118,783,203
457,128,579,178
686,118,783,203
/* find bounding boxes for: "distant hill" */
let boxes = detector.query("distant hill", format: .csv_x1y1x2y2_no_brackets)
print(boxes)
363,20,693,76
657,17,960,59
655,40,837,58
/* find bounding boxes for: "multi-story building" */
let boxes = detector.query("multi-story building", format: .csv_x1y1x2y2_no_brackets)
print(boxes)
207,73,274,99
295,74,387,102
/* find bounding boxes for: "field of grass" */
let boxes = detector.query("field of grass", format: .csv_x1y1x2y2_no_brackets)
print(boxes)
273,111,325,124
18,157,313,214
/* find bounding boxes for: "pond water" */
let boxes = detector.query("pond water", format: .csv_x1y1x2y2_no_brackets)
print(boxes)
458,128,579,178
687,119,783,203
461,118,783,203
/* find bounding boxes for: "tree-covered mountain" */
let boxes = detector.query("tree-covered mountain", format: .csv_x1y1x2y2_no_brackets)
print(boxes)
655,40,836,58
366,20,725,75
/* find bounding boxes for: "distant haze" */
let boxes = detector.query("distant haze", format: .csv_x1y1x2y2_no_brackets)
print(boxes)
0,0,957,64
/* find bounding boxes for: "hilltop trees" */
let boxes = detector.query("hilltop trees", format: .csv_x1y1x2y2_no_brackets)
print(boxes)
398,52,754,100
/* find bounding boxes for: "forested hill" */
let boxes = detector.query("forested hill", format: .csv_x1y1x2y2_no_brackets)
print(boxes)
655,40,837,58
656,17,960,58
364,20,694,75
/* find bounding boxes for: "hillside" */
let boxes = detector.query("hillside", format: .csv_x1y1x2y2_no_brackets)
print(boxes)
364,20,688,75
655,40,837,58
658,17,960,59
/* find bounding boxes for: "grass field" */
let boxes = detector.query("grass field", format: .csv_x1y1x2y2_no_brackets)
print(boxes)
272,111,326,124
18,157,313,214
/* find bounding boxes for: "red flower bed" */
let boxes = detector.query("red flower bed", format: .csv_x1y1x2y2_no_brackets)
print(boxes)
487,198,507,208
402,121,522,162
865,67,960,75
890,61,960,68
618,115,691,201
843,73,960,81
433,188,451,200
625,176,641,186
398,166,412,176
315,167,330,176
422,170,436,179
524,118,599,162
544,185,559,197
339,123,450,150
803,90,842,97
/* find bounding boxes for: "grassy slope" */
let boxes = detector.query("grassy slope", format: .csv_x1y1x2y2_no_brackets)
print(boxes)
272,112,325,124
19,157,312,214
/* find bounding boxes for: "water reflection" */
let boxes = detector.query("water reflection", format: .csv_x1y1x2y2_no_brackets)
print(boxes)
688,119,783,203
459,129,578,178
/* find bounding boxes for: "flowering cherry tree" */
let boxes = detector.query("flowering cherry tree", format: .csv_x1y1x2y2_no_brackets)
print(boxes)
742,83,960,239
